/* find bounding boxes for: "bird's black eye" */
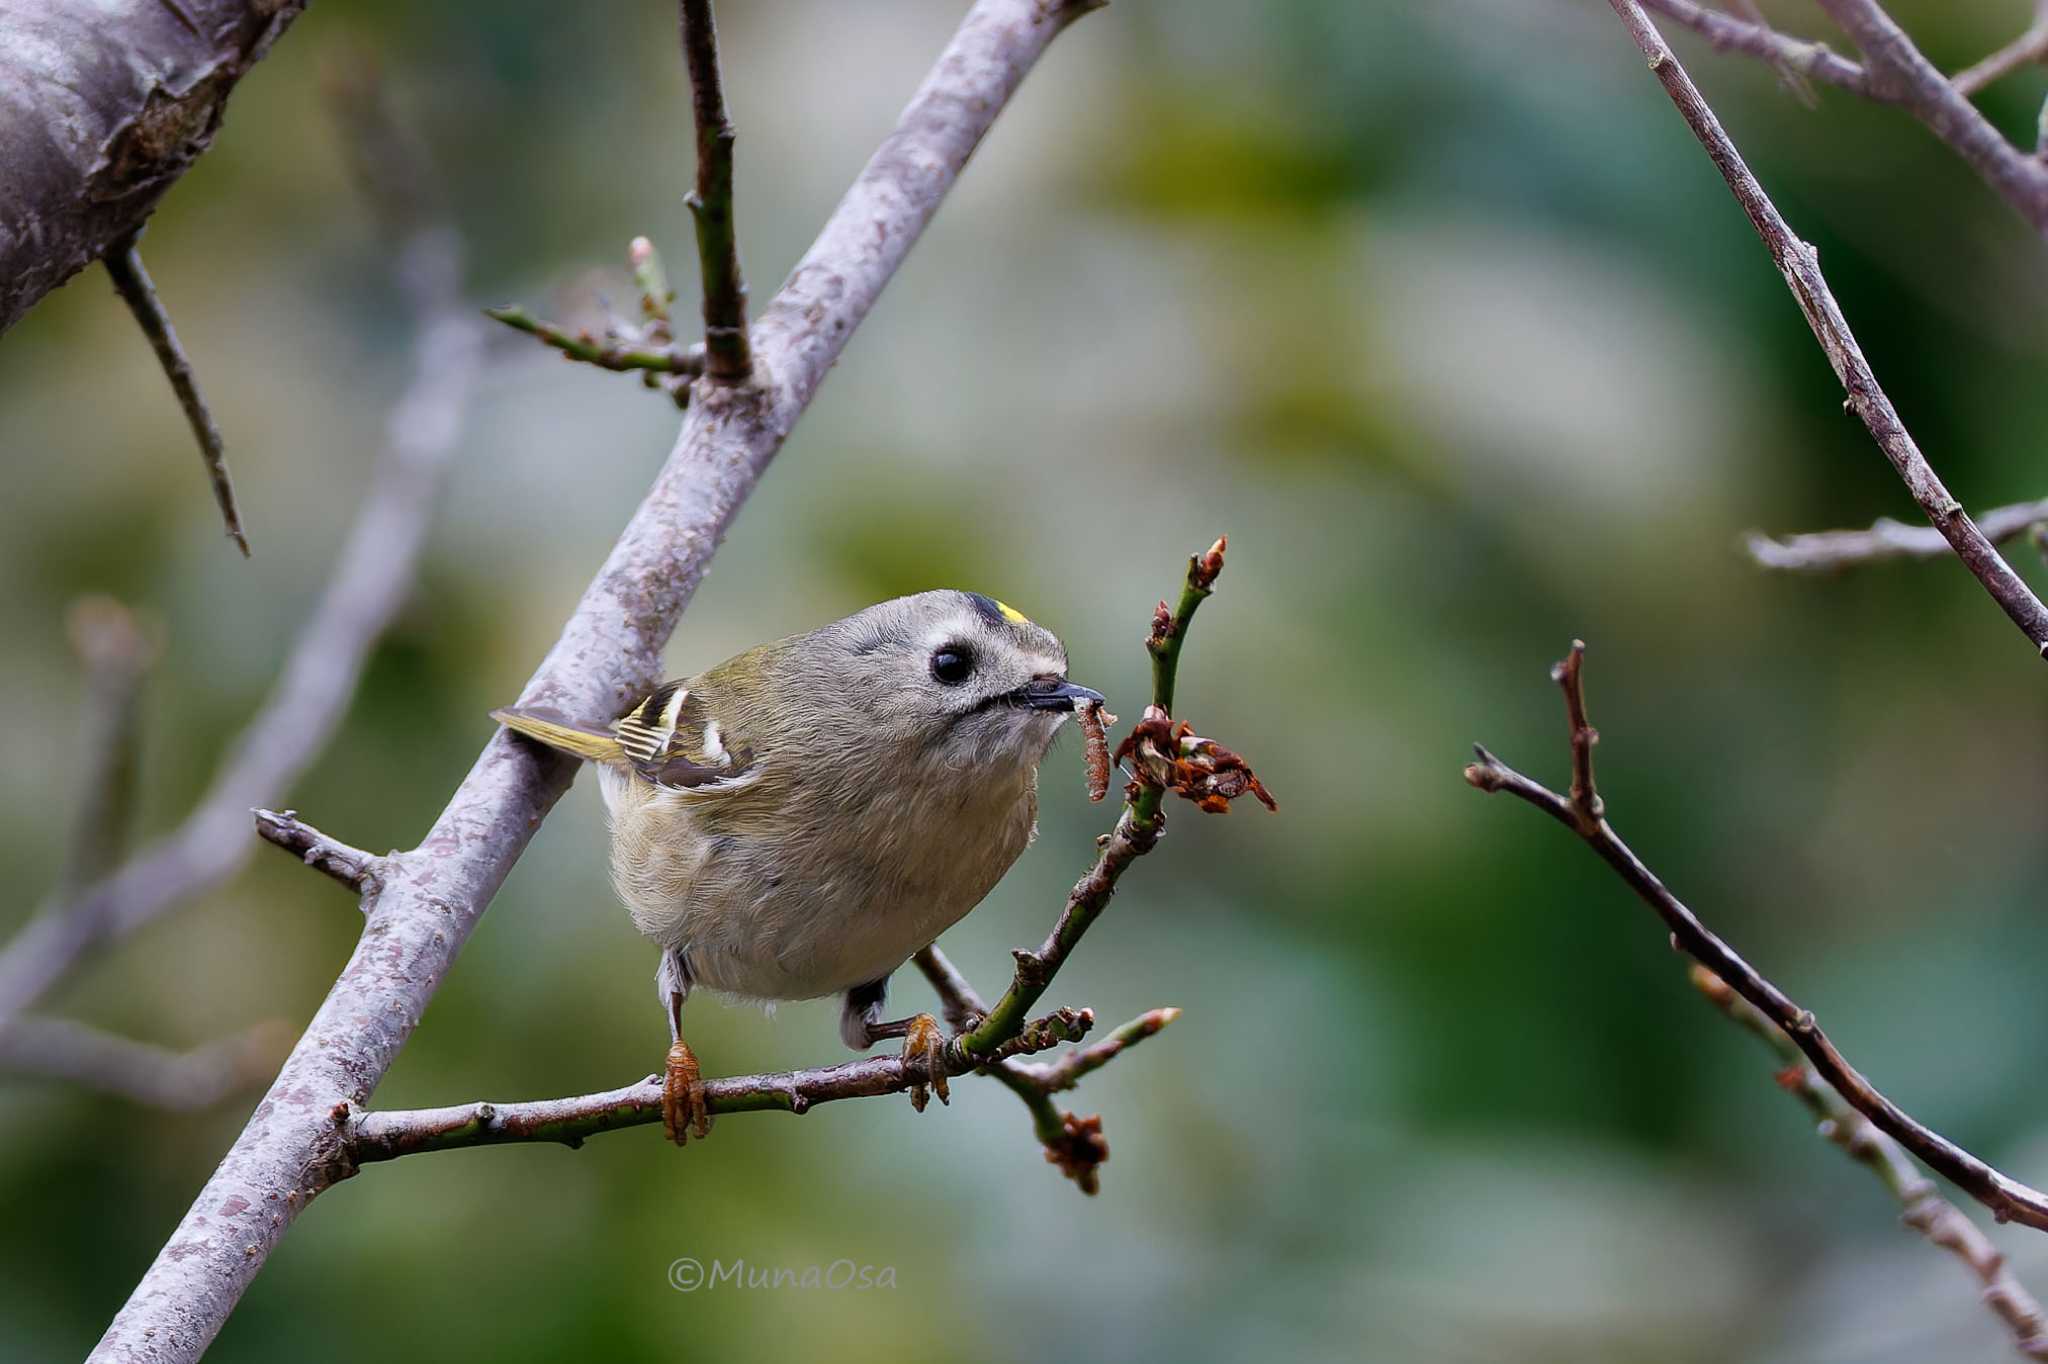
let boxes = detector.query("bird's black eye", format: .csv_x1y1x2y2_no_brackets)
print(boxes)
930,645,974,686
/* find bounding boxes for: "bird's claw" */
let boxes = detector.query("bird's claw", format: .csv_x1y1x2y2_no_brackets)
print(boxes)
902,1013,950,1112
662,1037,711,1145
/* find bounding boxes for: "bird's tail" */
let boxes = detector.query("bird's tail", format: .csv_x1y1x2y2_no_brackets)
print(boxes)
490,706,625,764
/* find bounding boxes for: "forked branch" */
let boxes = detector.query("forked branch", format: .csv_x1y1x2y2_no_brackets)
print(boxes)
1467,641,2048,1234
1607,0,2048,659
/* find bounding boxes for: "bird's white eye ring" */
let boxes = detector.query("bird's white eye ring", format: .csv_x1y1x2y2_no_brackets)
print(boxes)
930,645,974,685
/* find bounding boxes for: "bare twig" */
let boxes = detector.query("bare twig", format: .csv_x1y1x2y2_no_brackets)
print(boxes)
0,1016,289,1113
59,598,157,896
1747,497,2048,571
1953,21,2048,97
1639,0,1873,95
92,5,1099,1357
1467,641,2048,1234
679,0,751,383
103,231,248,556
1608,0,2048,659
253,808,384,896
1689,967,2048,1360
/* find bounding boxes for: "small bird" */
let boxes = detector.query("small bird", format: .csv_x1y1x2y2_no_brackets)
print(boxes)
491,590,1104,1144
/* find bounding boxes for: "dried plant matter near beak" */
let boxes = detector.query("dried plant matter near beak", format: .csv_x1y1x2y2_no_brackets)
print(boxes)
1077,699,1116,802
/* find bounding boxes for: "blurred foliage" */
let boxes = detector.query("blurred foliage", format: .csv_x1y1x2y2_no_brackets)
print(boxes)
5,1,2048,1360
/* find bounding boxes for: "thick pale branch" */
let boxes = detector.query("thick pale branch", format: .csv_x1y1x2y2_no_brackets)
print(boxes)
1608,0,2048,659
1690,968,2048,1360
1748,497,2048,571
680,0,751,383
92,5,1098,1357
1466,642,2048,1233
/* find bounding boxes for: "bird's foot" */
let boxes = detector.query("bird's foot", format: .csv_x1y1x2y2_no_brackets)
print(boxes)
902,1012,950,1113
662,1037,711,1146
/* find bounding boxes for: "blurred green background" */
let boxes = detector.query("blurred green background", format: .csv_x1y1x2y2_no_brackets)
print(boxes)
6,1,2048,1360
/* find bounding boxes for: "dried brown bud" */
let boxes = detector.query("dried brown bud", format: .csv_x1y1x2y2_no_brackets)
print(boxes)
1190,533,1228,591
1044,1110,1109,1195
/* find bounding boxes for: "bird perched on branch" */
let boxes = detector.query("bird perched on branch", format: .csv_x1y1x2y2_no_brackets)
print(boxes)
491,590,1104,1145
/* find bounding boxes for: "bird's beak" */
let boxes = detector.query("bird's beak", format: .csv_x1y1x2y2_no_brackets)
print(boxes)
1009,677,1107,712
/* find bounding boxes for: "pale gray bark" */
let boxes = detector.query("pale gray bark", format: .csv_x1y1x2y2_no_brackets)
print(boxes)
0,0,307,333
90,2,1096,1359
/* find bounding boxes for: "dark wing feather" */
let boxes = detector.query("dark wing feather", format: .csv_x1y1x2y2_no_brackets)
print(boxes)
611,680,756,791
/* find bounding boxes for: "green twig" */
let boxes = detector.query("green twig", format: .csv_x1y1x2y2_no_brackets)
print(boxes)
104,231,249,557
679,0,752,383
484,306,701,375
958,536,1231,1057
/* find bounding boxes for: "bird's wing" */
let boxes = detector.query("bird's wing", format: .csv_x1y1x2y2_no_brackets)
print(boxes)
611,679,760,793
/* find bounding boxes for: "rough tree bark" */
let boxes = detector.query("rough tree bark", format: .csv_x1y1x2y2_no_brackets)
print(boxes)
0,0,307,334
88,1,1096,1359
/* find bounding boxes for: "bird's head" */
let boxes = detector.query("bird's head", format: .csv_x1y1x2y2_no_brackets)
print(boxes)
814,589,1104,773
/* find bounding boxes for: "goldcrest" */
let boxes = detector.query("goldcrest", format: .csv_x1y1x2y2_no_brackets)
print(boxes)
492,589,1103,1141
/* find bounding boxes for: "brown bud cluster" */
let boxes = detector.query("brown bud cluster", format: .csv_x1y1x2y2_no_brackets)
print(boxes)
1114,704,1277,813
1044,1110,1110,1195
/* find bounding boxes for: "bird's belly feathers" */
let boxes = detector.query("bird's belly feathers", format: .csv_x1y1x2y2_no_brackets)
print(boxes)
604,768,1037,1001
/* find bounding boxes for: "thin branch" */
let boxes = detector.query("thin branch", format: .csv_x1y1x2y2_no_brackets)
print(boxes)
1607,0,2048,659
59,597,157,896
1638,0,1874,95
351,1002,1099,1161
0,135,484,1038
1747,497,2048,571
103,231,249,557
1466,640,2048,1233
1953,21,2048,98
252,808,384,896
679,0,752,383
1689,967,2048,1360
0,1016,288,1112
93,5,1099,1356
